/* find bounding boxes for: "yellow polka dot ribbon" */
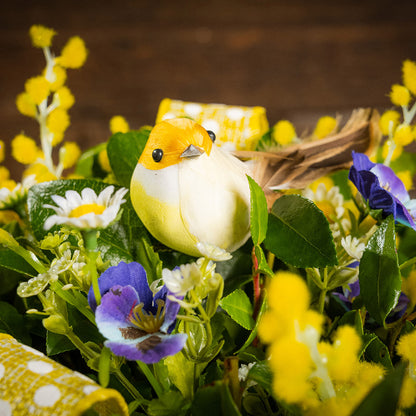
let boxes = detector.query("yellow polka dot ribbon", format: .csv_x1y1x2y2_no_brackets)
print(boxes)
156,98,269,151
0,334,128,416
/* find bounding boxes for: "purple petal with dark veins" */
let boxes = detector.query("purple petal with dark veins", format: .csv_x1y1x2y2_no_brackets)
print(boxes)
105,333,188,363
95,285,139,341
88,261,152,312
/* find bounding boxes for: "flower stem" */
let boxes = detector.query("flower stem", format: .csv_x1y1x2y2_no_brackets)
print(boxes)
83,230,101,306
65,330,95,360
114,368,147,404
318,268,329,314
400,256,416,270
136,360,164,398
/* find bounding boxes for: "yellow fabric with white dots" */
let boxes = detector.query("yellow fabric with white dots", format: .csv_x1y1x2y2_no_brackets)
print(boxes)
0,334,128,416
156,98,269,151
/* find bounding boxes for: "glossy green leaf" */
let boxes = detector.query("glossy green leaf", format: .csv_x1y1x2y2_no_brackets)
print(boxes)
351,363,405,416
264,194,337,268
359,216,401,326
107,127,151,187
220,289,255,330
363,335,393,369
247,176,268,245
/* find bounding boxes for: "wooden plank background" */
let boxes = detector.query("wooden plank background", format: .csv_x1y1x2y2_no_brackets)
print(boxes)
1,0,416,175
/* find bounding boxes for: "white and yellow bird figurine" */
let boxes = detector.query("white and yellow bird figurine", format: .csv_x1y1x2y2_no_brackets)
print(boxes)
130,118,251,257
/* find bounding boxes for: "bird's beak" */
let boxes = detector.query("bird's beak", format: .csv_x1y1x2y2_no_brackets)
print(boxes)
180,144,204,159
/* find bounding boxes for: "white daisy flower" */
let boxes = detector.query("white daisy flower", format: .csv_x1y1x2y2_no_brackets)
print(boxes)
341,235,366,260
0,175,36,209
303,183,345,221
196,242,232,261
43,186,128,230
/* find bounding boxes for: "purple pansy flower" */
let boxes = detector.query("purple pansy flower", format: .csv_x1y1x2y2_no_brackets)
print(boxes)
88,262,187,363
349,151,416,230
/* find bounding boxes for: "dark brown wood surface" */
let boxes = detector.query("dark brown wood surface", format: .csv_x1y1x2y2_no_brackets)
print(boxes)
1,0,416,175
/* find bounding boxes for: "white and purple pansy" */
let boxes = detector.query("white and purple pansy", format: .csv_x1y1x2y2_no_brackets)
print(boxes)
88,262,187,364
349,151,416,230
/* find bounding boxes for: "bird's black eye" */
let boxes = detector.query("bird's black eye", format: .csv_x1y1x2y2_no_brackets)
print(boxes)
207,130,216,142
152,148,163,162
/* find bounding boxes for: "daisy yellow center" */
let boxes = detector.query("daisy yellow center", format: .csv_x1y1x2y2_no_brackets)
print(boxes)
129,299,166,334
316,201,336,222
69,203,106,218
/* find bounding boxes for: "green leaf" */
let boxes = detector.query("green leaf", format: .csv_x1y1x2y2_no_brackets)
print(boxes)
237,294,267,354
75,142,107,178
46,331,74,355
220,289,255,330
164,352,206,400
0,301,31,344
242,394,269,416
191,382,241,416
148,391,188,416
107,128,151,187
0,247,37,277
351,363,406,416
264,194,337,268
363,335,393,369
254,245,273,277
247,176,268,245
359,216,401,326
247,361,273,393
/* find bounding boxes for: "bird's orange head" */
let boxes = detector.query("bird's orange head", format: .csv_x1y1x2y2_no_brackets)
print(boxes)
138,118,215,170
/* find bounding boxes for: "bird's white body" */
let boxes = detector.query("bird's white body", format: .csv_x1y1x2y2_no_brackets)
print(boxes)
131,144,251,257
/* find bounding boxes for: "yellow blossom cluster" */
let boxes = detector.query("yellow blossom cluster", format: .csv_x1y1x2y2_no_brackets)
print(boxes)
313,116,338,140
379,60,416,164
272,120,297,146
11,24,87,183
396,330,416,410
259,271,384,415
